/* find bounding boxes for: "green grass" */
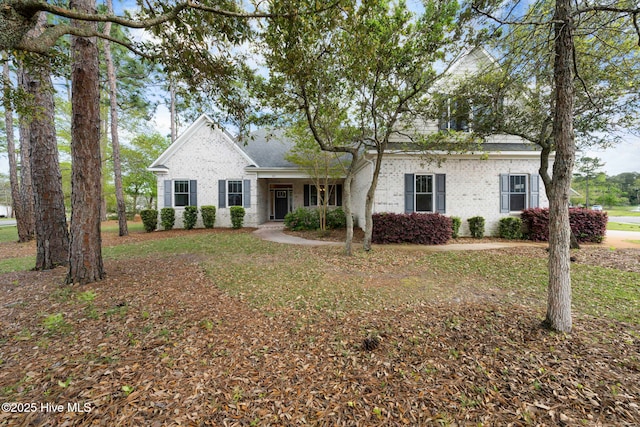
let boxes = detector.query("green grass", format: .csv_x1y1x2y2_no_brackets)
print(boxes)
0,226,18,244
605,206,640,216
607,222,640,232
1,230,639,325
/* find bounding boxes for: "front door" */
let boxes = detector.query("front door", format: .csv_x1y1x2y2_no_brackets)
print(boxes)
274,190,289,220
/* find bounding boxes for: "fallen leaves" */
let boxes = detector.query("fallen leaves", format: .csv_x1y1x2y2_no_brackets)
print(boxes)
0,230,639,425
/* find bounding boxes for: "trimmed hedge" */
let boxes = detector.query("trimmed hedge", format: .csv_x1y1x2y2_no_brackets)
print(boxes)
201,206,216,229
468,216,485,239
230,206,245,229
451,216,461,239
160,208,175,231
326,207,347,229
499,217,523,240
521,208,607,243
140,209,158,232
183,206,198,230
284,208,320,231
372,212,452,245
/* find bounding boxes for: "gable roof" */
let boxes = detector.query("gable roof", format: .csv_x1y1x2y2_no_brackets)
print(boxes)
240,129,298,168
148,114,256,172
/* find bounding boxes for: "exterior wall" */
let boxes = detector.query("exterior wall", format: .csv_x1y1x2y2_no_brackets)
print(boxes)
155,122,259,228
352,153,550,237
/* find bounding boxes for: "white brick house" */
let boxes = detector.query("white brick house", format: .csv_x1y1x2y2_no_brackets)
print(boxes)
148,114,549,235
149,49,551,235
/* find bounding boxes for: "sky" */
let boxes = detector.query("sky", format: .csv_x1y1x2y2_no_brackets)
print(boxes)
1,0,639,178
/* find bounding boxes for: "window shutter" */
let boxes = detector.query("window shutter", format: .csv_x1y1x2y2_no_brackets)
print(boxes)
500,174,509,213
218,180,226,208
435,174,446,214
405,174,415,213
529,174,540,208
164,180,172,208
336,184,342,206
243,179,251,208
189,180,197,206
303,184,310,207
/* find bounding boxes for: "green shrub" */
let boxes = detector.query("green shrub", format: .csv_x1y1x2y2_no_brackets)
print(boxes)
160,208,175,231
450,216,461,239
468,216,485,239
326,207,347,229
230,206,245,229
201,206,216,228
284,208,320,231
183,206,198,230
499,217,523,240
140,209,158,232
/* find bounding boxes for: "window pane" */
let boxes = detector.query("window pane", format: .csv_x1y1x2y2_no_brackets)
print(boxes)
510,175,526,193
416,175,432,193
228,194,243,207
175,194,189,207
228,180,243,206
416,194,433,212
510,194,526,211
309,185,318,206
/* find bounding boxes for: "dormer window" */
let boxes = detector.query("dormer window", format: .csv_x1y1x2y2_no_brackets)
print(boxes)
438,97,470,132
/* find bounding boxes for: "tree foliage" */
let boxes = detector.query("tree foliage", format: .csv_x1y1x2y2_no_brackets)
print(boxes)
262,0,471,253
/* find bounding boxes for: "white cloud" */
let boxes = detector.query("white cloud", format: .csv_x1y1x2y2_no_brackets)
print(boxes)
584,135,640,176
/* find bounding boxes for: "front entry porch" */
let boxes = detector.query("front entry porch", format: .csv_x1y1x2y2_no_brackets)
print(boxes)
269,184,293,221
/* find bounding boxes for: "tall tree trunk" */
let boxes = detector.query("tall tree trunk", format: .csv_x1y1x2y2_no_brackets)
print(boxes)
343,165,355,256
103,0,128,236
17,69,36,241
2,56,32,242
363,147,385,251
545,0,575,333
22,62,70,269
67,0,104,285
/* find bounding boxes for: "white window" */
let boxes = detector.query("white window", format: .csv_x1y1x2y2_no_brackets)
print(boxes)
174,180,190,207
228,180,243,207
508,175,527,211
415,175,434,212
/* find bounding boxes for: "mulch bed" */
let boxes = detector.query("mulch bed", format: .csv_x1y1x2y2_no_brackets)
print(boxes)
1,228,639,426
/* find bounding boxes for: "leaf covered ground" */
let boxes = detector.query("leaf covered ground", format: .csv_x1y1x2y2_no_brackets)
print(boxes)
1,227,639,426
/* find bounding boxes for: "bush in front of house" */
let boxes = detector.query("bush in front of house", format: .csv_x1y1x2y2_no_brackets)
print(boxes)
284,207,320,231
140,209,158,232
160,207,175,230
372,212,452,245
183,206,198,230
326,207,347,229
230,206,246,229
521,208,607,243
450,216,461,239
201,206,216,229
499,217,523,240
468,216,485,238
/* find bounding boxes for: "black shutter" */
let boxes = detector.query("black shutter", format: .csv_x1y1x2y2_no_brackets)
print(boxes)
404,174,415,213
189,180,197,206
336,184,342,206
529,174,539,208
304,184,310,207
218,180,226,208
164,180,172,207
243,179,251,208
500,174,509,213
435,174,446,213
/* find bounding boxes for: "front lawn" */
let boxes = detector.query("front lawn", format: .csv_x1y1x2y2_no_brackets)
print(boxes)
1,229,639,425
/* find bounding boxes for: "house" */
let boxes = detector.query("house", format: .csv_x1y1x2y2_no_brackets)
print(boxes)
149,50,551,236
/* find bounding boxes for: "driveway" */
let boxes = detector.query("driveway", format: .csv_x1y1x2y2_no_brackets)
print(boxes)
608,216,640,225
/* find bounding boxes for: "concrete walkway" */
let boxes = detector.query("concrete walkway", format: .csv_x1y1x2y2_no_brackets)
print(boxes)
254,222,640,250
253,223,340,246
